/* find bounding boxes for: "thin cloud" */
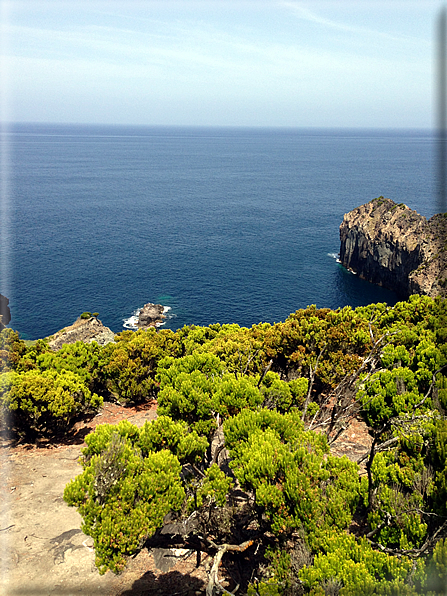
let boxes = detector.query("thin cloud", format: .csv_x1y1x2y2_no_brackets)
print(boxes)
280,1,429,45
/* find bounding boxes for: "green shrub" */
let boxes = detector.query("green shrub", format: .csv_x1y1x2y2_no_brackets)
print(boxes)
64,428,185,574
103,328,183,404
58,297,447,590
0,369,102,437
0,329,28,372
299,530,421,596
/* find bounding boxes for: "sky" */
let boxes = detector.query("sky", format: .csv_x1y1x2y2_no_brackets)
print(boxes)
0,0,445,128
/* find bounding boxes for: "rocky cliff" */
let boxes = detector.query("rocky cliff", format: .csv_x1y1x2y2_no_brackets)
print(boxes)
48,316,116,350
0,294,11,331
339,197,447,299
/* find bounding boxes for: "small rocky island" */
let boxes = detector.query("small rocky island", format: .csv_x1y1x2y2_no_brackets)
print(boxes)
136,303,166,329
44,304,166,350
339,197,447,298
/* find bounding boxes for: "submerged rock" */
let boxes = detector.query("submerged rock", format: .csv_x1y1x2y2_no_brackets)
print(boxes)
48,316,116,350
339,197,447,298
137,303,166,329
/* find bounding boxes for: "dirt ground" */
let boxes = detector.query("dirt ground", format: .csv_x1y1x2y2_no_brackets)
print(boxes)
0,402,215,596
0,401,372,596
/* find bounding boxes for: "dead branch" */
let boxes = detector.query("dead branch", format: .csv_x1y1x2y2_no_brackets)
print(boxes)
257,359,273,388
206,539,254,596
413,365,447,413
302,345,326,420
244,348,260,376
367,519,447,559
310,329,394,436
357,436,399,465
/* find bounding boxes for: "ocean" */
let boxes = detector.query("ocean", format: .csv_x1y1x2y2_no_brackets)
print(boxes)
1,124,436,340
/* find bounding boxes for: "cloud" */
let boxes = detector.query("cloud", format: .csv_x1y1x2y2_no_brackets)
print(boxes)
1,1,434,126
280,1,429,45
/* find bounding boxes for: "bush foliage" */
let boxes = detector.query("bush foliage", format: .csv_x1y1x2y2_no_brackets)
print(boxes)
2,295,447,594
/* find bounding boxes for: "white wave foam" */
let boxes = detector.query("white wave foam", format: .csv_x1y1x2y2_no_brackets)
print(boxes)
328,252,341,263
123,311,140,329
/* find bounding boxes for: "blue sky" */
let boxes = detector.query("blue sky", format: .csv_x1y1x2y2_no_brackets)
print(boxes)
0,0,444,127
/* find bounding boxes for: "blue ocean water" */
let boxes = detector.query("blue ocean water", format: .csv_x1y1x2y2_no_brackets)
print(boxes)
2,124,436,340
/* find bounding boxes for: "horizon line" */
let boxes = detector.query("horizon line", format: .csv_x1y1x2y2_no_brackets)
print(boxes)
1,121,434,132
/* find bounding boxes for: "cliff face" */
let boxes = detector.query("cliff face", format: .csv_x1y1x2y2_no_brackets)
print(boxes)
339,197,447,299
0,294,11,331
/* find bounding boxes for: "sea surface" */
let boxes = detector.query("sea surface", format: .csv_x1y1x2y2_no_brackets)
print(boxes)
1,124,437,340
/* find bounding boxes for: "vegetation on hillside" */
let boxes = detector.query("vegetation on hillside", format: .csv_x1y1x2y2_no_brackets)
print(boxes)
1,295,447,594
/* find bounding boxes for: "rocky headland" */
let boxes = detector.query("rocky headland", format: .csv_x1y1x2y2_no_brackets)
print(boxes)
47,315,116,350
339,197,447,298
136,303,166,329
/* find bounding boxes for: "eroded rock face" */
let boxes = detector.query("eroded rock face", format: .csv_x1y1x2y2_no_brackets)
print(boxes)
339,197,447,298
0,294,11,331
48,316,116,350
137,303,166,329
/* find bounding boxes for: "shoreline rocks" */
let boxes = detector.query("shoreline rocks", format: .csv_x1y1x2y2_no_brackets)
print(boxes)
136,303,166,329
339,197,447,298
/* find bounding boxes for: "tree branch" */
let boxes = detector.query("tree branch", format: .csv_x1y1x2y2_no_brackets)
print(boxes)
302,345,326,420
257,359,273,388
367,519,447,559
206,540,254,596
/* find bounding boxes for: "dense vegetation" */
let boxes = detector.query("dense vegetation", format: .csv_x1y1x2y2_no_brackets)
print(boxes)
1,295,447,595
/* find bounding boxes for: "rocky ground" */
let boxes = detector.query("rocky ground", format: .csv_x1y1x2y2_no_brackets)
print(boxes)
47,316,116,350
1,402,372,596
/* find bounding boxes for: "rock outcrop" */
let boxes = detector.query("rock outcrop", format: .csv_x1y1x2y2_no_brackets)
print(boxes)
0,294,11,331
48,316,116,350
339,197,447,299
136,303,166,329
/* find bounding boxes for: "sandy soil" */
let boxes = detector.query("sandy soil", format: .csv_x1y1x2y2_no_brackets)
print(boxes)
0,401,213,596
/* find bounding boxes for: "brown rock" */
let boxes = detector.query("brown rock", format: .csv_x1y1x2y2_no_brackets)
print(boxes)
339,197,447,298
136,303,166,329
48,316,116,350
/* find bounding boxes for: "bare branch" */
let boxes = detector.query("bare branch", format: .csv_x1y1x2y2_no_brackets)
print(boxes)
302,345,326,420
357,436,399,465
367,519,447,559
257,359,273,389
192,464,205,479
206,540,254,596
311,329,395,437
244,348,260,376
413,365,447,413
365,512,392,539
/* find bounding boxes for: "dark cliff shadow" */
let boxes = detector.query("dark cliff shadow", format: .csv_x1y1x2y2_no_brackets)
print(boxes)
118,570,206,595
334,263,399,307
